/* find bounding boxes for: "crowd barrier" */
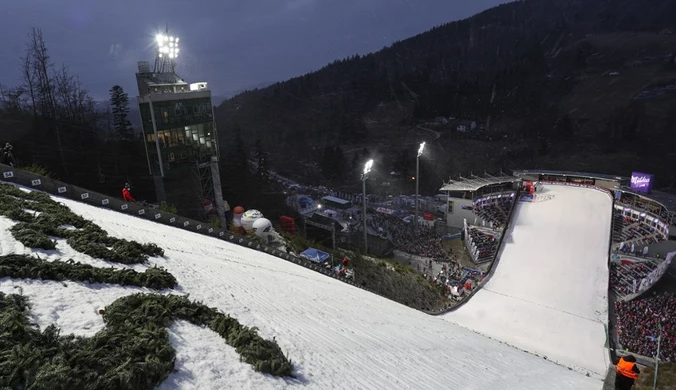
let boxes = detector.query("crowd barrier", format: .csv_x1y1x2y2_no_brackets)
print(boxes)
442,233,462,240
622,251,674,302
0,164,373,294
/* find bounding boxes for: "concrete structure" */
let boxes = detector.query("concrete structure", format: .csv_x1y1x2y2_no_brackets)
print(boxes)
135,29,225,222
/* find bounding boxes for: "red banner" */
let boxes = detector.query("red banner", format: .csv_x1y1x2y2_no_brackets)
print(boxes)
423,212,434,221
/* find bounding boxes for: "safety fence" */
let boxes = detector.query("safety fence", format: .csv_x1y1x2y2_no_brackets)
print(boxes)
0,164,372,293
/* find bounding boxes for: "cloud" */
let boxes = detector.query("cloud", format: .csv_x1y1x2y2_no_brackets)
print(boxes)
109,43,122,58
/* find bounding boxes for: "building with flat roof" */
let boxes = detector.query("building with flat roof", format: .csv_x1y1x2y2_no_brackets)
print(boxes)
439,173,520,229
321,196,352,210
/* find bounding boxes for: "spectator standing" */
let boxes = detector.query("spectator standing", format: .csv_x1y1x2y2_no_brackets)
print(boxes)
122,183,135,202
1,143,15,167
614,355,640,390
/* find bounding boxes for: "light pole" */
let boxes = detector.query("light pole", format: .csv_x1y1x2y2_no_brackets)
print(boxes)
653,323,662,390
361,159,374,253
415,142,425,231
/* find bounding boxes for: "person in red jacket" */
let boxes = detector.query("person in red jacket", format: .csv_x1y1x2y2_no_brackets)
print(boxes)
122,183,135,202
615,355,640,390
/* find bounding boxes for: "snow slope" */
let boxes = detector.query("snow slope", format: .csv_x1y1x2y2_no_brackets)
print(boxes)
445,184,611,379
0,184,602,389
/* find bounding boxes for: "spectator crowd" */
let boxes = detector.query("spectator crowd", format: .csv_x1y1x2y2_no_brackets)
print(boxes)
615,293,676,362
610,261,658,298
466,227,498,263
368,213,450,262
472,195,513,230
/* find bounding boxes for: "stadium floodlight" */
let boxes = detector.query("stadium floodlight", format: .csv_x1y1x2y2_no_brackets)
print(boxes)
363,159,374,175
156,34,179,59
415,142,425,230
418,142,426,157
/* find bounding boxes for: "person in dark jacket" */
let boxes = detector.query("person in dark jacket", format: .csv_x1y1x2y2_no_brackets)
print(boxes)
1,143,15,166
615,355,640,390
122,183,135,202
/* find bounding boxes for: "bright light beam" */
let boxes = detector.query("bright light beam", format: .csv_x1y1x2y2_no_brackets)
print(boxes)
363,159,374,175
418,142,426,157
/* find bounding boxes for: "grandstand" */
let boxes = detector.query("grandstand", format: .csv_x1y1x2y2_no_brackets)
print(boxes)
437,173,518,266
464,226,499,264
439,172,519,230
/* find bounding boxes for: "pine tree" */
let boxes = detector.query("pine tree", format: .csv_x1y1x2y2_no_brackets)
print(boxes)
254,139,269,181
320,145,335,179
333,146,346,180
109,85,134,141
226,128,249,183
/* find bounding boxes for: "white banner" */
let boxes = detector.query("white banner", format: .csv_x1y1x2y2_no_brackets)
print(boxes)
637,251,674,294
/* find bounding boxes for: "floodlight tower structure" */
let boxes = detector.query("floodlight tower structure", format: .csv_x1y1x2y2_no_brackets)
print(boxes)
361,159,374,253
135,27,227,226
415,141,425,231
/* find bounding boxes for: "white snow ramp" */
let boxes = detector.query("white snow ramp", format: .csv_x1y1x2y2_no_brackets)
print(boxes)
446,184,611,379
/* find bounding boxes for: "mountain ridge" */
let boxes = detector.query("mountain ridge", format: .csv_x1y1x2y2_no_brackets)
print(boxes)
213,0,676,188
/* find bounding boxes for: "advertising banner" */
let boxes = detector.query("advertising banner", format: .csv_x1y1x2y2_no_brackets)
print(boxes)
630,172,654,194
519,194,535,202
540,180,613,198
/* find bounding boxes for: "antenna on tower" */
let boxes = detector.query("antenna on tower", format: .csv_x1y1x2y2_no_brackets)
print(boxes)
153,24,179,73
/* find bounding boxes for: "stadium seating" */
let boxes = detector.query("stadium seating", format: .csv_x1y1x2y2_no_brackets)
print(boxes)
613,209,666,250
610,261,659,299
474,196,512,230
467,227,498,263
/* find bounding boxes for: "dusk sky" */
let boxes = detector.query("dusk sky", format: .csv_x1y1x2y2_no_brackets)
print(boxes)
0,0,505,101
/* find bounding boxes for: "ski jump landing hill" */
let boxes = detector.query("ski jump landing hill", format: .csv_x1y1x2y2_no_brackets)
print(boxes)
445,182,614,379
0,166,602,388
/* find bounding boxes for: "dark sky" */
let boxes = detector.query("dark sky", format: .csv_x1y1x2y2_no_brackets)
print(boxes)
0,0,505,101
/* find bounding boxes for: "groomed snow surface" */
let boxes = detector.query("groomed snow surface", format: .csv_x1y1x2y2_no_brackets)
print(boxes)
445,184,611,379
0,184,602,389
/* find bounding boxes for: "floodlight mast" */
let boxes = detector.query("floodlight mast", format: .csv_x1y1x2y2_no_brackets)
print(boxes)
361,159,374,253
415,142,425,231
154,25,179,73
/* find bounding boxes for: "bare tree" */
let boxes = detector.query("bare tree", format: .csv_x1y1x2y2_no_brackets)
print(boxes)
20,54,37,117
28,28,57,119
23,27,67,174
0,84,27,113
54,65,96,125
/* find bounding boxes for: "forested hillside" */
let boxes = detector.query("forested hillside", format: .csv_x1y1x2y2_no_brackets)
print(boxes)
215,0,676,189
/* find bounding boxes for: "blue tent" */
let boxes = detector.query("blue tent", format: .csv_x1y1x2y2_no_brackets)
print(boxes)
298,196,313,208
300,248,330,264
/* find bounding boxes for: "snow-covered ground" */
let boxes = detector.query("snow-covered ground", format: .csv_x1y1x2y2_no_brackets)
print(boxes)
0,184,603,389
445,184,611,379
